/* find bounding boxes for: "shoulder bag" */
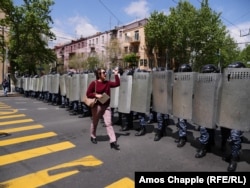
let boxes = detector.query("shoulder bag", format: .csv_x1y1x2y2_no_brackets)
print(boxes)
84,81,97,108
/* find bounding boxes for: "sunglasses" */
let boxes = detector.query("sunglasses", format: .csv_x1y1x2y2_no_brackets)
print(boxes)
101,71,106,74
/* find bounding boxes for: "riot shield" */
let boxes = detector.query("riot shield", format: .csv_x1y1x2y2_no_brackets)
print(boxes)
29,77,34,91
152,71,173,114
192,73,221,129
43,75,48,92
217,68,250,132
109,74,120,108
38,77,43,92
130,72,152,113
23,77,29,91
69,74,80,101
59,74,67,96
65,75,71,98
79,74,88,102
33,77,39,92
87,73,96,87
118,75,133,113
47,75,52,93
51,74,60,94
172,72,197,120
16,78,21,89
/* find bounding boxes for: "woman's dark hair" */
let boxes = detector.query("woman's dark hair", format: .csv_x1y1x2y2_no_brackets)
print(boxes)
95,67,105,79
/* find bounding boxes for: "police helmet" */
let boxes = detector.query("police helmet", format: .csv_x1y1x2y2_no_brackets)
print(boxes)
201,64,218,73
228,62,246,68
178,64,192,72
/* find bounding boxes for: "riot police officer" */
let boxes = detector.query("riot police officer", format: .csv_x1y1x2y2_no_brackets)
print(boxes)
221,61,246,172
174,64,192,147
195,64,217,158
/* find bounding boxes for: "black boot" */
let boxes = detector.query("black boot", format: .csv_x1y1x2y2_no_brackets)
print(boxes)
154,129,163,141
227,155,239,172
110,141,120,150
121,124,133,131
177,136,187,147
195,144,207,158
135,127,146,136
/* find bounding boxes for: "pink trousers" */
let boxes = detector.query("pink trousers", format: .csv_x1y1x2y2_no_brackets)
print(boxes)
90,104,116,143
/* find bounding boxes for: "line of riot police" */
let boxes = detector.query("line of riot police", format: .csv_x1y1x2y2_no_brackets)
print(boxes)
14,62,250,172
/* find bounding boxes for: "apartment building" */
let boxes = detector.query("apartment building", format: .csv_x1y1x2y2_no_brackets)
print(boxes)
54,18,149,72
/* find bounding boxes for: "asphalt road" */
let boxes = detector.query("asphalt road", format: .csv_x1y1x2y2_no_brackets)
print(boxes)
0,95,250,188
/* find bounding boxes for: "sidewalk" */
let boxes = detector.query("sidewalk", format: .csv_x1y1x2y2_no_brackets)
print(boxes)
0,89,22,97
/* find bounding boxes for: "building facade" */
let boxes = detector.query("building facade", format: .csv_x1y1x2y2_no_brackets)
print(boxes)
53,18,150,73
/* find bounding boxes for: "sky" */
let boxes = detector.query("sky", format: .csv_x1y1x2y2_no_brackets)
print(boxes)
13,0,250,50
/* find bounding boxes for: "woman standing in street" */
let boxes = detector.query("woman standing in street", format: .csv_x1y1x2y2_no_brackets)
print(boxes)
86,67,120,150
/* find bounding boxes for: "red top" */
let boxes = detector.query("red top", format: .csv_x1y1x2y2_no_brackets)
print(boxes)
86,75,120,105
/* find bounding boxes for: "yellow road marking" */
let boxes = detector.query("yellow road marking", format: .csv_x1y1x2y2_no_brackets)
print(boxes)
0,142,75,166
0,109,18,115
0,114,26,119
0,106,11,108
0,132,56,146
0,155,103,188
0,119,33,126
105,177,135,188
0,124,43,133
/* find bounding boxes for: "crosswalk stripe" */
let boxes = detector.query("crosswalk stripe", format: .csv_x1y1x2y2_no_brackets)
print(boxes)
0,124,43,133
0,114,26,119
0,109,18,115
0,141,75,166
0,119,33,126
0,132,56,146
105,177,134,188
0,155,103,188
0,106,11,108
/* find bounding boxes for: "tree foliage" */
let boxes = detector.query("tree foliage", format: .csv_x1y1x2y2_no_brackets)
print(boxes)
123,53,138,67
0,0,56,77
144,0,240,71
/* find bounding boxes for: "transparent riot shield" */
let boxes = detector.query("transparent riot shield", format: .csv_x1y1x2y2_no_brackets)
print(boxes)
20,77,25,91
118,75,133,113
59,74,67,96
65,75,71,99
51,74,60,94
69,74,80,101
87,73,96,87
33,77,39,92
38,77,43,92
152,71,173,114
29,77,34,91
217,68,250,132
43,75,48,92
79,74,88,102
109,74,120,108
23,77,29,91
192,73,221,129
131,72,152,113
172,72,197,120
47,75,52,93
16,78,21,89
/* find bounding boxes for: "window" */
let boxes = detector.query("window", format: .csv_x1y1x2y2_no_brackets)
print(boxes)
102,36,104,44
134,31,139,41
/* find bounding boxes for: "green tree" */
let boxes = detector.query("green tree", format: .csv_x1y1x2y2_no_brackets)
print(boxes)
144,11,168,68
0,0,56,78
105,38,121,68
87,56,100,71
123,53,138,68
